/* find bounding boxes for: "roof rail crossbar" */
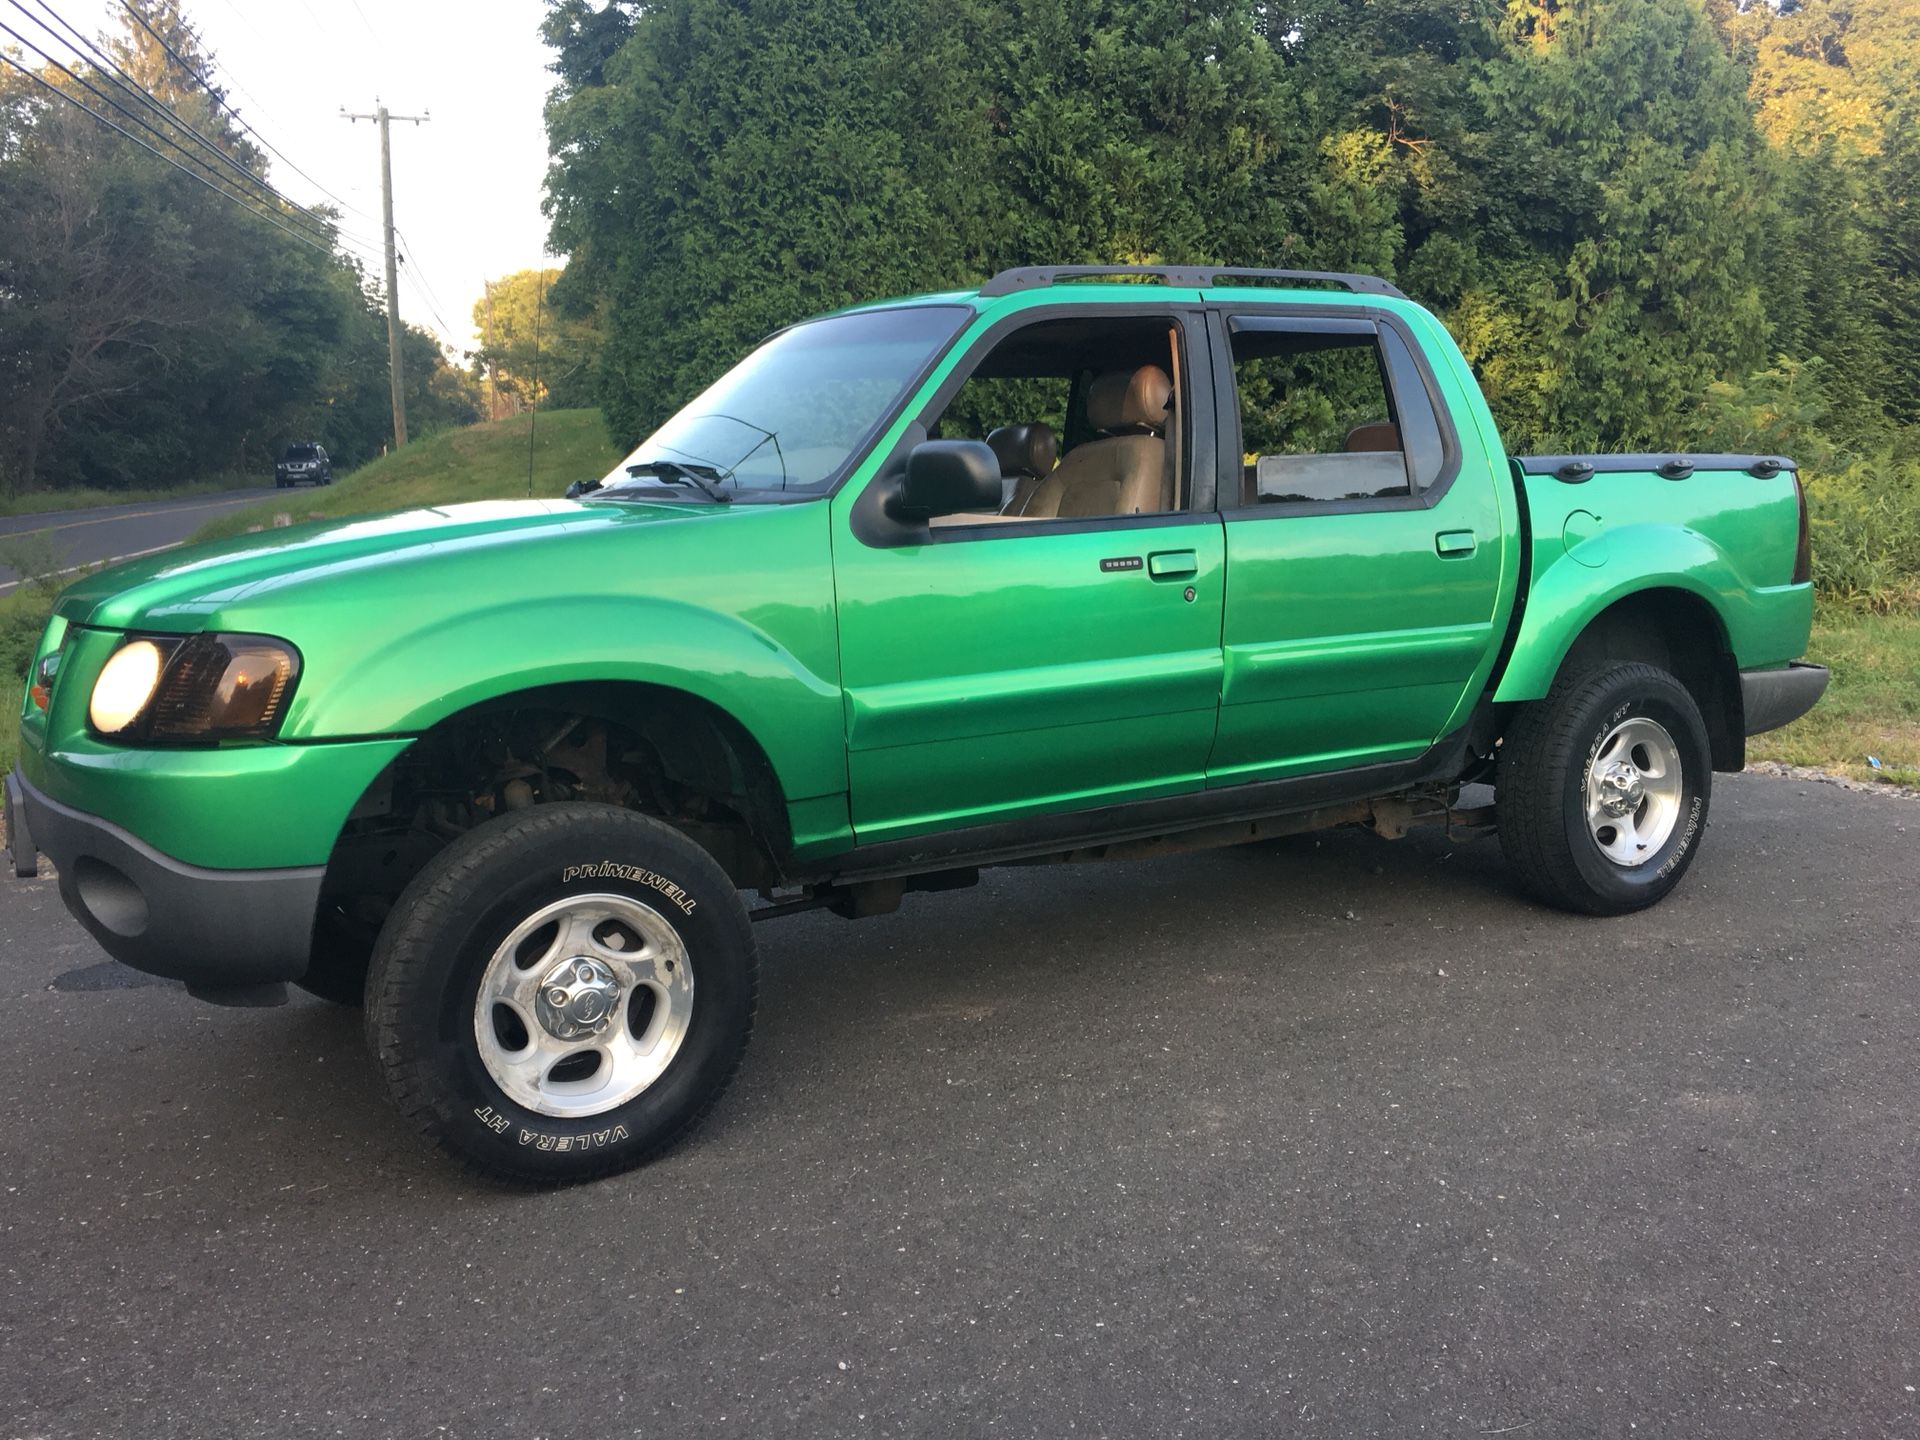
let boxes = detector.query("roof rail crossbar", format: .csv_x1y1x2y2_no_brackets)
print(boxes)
976,264,1406,300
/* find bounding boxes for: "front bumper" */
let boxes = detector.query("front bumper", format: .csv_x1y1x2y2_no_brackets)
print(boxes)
6,767,323,989
1741,662,1829,737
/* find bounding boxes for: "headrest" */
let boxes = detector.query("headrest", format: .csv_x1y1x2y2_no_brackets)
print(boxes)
986,422,1058,479
1086,365,1172,434
1344,421,1400,453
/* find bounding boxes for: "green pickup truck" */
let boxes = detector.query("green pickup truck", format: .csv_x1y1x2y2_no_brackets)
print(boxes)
5,265,1826,1183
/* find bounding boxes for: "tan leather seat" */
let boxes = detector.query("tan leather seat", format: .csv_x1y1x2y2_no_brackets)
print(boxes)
1344,420,1400,453
988,422,1059,516
1024,365,1172,519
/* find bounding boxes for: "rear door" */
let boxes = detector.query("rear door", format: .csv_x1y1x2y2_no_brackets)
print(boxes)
1204,305,1508,785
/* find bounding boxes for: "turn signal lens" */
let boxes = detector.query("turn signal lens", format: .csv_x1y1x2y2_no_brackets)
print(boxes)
88,639,167,734
147,634,299,740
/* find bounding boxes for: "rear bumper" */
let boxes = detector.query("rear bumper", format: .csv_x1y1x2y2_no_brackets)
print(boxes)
5,767,322,989
1741,662,1829,737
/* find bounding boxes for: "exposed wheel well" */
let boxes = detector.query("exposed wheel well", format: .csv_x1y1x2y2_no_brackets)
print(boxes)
1550,589,1744,771
316,683,793,945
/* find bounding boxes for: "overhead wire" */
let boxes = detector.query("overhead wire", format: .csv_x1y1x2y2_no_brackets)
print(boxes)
11,0,384,255
114,0,379,227
343,0,381,48
0,49,352,258
0,15,354,254
394,227,464,341
14,2,460,356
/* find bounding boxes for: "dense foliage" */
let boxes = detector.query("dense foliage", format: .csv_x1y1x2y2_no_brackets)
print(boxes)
0,1,476,497
544,0,1918,604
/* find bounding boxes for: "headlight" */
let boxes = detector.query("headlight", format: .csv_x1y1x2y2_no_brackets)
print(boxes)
88,639,166,734
88,633,300,742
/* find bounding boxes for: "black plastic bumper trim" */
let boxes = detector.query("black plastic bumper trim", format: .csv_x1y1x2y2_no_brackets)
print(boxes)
4,769,37,878
6,767,323,988
1740,663,1830,737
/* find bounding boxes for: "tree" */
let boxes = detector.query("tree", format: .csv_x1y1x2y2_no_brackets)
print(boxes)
543,0,1400,442
0,0,478,494
471,268,601,413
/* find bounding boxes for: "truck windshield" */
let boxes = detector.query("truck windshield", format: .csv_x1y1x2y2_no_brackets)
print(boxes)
596,305,969,500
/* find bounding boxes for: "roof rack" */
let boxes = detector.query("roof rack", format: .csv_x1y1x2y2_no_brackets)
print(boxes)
976,264,1406,300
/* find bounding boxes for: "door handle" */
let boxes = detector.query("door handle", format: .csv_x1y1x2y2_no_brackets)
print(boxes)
1148,550,1198,579
1435,530,1477,557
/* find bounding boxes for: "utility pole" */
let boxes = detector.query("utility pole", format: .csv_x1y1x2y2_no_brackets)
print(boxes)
342,101,429,450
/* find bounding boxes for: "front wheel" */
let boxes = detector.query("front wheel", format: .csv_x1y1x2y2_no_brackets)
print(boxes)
1497,661,1711,916
364,803,756,1184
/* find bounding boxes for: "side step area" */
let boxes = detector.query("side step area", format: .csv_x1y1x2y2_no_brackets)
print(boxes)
752,788,1496,923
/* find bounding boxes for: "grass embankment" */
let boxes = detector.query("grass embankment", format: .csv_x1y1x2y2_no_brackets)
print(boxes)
193,409,621,543
1748,606,1920,787
0,473,261,520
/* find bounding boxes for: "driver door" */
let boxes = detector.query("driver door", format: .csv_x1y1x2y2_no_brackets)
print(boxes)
830,304,1227,846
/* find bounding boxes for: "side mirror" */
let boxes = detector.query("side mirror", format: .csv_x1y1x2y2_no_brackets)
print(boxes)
896,440,1002,520
565,477,602,499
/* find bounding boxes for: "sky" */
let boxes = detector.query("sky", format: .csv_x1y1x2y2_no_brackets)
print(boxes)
60,0,563,351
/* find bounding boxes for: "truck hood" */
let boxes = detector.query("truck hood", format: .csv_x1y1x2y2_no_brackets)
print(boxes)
56,497,709,631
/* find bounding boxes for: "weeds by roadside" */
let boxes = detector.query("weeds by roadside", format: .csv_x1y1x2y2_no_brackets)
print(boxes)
1747,605,1920,786
0,536,78,775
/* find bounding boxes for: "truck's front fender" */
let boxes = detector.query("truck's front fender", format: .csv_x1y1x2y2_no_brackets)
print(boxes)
284,594,848,806
1494,523,1812,702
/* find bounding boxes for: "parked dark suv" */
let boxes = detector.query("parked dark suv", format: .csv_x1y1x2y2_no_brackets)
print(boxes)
275,443,332,488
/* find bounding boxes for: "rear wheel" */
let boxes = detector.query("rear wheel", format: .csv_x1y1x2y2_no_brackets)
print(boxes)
1497,662,1711,915
364,803,756,1184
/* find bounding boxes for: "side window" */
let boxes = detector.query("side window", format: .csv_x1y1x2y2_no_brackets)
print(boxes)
1379,327,1446,492
1227,317,1445,507
923,314,1190,525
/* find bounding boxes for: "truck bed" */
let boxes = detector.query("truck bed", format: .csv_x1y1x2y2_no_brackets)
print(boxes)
1493,450,1812,707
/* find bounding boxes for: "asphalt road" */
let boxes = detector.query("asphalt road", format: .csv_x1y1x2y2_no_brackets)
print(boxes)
1,774,1914,1439
0,489,283,594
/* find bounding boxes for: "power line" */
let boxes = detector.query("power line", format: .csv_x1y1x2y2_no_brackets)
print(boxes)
0,49,350,258
398,260,458,343
115,0,377,228
1,15,321,235
0,10,382,264
11,0,382,255
343,0,381,48
395,226,462,339
194,0,373,223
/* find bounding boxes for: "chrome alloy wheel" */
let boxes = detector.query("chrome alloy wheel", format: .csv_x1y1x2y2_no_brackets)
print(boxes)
1584,716,1685,867
473,893,694,1118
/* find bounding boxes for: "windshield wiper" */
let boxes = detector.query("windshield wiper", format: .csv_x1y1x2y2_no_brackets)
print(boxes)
619,459,733,504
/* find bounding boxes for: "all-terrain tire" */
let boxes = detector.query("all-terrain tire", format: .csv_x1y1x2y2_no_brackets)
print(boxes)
1497,661,1712,916
364,803,756,1185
